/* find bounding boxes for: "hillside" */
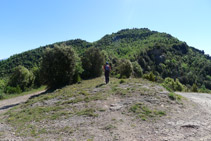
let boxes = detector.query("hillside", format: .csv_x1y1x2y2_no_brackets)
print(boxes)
0,78,188,140
1,77,211,140
0,28,211,89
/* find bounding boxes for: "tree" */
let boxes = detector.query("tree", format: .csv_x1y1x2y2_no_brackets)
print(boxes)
8,65,34,91
31,67,41,88
82,47,105,79
132,61,143,78
40,45,82,89
118,59,133,78
0,79,5,90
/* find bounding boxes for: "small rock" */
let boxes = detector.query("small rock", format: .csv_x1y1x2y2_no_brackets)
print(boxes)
110,104,123,111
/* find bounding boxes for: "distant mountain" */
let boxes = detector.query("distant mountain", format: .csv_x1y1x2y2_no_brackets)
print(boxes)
0,28,211,89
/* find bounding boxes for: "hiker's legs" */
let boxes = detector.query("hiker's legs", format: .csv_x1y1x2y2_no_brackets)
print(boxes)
105,72,109,84
106,76,109,84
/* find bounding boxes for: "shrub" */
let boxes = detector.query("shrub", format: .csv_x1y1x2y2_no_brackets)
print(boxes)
115,74,121,79
143,72,155,82
191,83,198,92
0,93,4,99
168,92,176,100
132,61,143,78
40,45,82,89
162,77,184,92
5,86,22,94
174,79,184,91
8,66,34,91
82,47,105,79
118,59,133,78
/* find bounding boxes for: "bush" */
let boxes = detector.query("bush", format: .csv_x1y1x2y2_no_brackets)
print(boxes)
82,47,105,79
174,79,184,91
40,45,82,89
115,74,121,79
5,86,22,94
162,77,184,91
168,92,176,100
118,59,133,78
0,93,4,99
132,61,143,78
191,83,198,92
143,72,155,82
8,66,34,91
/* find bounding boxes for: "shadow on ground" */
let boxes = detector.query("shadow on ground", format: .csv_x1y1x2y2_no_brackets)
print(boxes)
0,103,19,111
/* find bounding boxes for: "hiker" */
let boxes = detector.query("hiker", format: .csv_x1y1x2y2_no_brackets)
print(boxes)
103,62,111,84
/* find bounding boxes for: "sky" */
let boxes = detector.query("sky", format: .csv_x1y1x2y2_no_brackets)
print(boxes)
0,0,210,59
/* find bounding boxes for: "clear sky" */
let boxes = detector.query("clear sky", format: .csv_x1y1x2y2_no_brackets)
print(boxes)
0,0,210,59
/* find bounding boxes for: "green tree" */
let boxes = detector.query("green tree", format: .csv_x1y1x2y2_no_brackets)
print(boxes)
0,79,5,90
82,47,105,79
31,67,41,88
8,65,34,91
118,59,133,78
40,45,81,89
132,61,143,78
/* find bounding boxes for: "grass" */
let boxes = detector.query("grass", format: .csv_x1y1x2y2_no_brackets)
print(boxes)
3,78,110,136
129,103,166,120
103,124,117,130
168,92,183,101
1,77,171,138
76,108,98,117
0,86,46,101
119,79,126,84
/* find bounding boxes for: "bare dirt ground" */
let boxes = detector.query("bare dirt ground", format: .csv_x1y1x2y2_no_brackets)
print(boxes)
0,90,46,141
0,90,45,114
154,92,211,141
1,82,211,140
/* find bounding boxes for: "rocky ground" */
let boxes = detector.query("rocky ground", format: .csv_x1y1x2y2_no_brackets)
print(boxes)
0,78,211,141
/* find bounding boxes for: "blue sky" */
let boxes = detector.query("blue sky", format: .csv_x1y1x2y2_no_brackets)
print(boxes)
0,0,210,59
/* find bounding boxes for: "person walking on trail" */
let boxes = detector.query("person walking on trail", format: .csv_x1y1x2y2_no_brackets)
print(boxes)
104,62,111,84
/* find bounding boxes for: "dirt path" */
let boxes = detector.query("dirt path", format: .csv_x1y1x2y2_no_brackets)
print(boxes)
176,92,211,112
0,90,46,114
158,92,211,141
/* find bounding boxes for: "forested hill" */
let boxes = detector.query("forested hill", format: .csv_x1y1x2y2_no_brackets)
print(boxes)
0,39,92,77
1,28,211,89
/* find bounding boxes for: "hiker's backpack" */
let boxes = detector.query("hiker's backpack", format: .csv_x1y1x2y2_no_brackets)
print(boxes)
105,65,110,71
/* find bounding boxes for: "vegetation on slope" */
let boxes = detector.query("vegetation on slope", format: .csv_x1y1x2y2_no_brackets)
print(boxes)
0,28,211,94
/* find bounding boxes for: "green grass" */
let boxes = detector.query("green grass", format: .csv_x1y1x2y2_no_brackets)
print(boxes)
4,78,110,136
119,79,126,84
0,86,46,101
168,92,183,101
129,103,166,120
103,124,117,130
76,108,98,117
